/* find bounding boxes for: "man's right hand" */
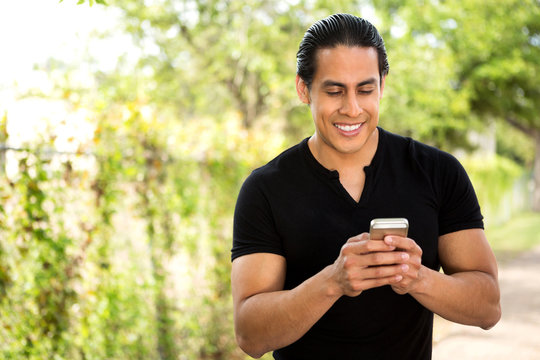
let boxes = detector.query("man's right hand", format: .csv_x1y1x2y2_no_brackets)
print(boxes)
330,232,411,297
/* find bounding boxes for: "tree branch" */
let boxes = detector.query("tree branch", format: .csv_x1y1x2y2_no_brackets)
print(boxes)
179,24,204,55
505,116,536,137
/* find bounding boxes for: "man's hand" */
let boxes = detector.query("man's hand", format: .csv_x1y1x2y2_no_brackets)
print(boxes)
330,233,411,297
382,235,423,295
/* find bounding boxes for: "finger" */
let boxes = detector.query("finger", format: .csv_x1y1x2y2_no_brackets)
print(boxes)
391,284,409,295
364,250,409,266
348,274,404,293
361,263,409,279
343,240,396,256
347,232,370,243
384,236,419,252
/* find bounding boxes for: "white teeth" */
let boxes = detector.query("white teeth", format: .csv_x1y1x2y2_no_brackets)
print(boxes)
334,123,362,132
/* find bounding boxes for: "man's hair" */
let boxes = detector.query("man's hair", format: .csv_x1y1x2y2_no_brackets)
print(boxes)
296,13,389,88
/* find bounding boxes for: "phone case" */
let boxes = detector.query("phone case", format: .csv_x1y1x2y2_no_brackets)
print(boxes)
369,218,409,240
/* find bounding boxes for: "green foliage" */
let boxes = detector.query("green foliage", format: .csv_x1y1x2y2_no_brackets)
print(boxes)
59,0,107,6
496,120,535,167
486,211,540,257
462,154,526,226
1,149,76,358
440,0,540,132
2,0,538,358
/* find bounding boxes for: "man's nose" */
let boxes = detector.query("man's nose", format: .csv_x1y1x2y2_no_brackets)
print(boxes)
340,93,363,118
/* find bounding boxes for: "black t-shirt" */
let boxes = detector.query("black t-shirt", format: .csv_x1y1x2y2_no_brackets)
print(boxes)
232,127,483,359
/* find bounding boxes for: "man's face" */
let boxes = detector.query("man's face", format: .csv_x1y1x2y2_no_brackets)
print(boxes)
297,46,385,157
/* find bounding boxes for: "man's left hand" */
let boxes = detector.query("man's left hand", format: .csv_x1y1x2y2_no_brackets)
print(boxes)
383,236,424,295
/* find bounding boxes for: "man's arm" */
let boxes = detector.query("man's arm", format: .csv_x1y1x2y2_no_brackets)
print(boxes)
231,253,339,358
387,228,501,329
231,234,410,358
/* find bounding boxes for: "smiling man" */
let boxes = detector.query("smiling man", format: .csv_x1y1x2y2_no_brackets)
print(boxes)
231,14,500,359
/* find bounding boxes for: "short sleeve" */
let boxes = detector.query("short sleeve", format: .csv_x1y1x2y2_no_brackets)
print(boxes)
231,171,284,261
437,151,484,236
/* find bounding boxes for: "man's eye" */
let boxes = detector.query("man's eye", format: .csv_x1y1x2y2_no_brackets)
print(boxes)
359,90,374,94
327,91,341,96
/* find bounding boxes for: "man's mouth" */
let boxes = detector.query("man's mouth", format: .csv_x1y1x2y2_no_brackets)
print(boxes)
334,123,363,132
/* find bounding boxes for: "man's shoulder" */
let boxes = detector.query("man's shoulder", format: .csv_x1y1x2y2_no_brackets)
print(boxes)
381,127,452,164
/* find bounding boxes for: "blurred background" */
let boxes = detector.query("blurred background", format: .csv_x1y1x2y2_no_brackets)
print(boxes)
0,0,539,359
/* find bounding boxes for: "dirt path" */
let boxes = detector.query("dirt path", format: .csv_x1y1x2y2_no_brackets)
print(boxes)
432,245,540,359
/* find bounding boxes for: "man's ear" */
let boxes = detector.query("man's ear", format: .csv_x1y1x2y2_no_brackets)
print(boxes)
296,75,310,104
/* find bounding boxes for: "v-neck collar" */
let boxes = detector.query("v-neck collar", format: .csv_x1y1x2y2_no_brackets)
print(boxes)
301,127,386,207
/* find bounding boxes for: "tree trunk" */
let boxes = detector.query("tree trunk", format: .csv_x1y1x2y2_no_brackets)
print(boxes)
533,132,540,212
505,117,540,212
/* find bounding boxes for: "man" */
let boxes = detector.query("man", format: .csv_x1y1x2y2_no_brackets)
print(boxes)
231,13,500,359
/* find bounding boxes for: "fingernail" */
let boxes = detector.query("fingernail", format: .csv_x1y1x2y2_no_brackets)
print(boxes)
401,253,409,260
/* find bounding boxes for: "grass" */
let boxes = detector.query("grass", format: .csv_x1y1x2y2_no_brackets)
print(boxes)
485,211,540,263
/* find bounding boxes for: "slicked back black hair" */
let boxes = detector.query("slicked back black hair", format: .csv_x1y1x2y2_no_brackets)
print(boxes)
297,14,389,88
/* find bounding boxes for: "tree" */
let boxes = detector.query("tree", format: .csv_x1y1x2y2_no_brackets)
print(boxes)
109,0,306,129
104,0,369,133
444,0,540,210
386,0,540,210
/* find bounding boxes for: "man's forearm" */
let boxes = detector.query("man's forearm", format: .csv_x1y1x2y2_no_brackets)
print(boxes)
235,265,341,358
410,267,501,329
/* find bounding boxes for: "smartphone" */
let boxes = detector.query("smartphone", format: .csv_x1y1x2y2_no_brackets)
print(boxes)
369,218,409,240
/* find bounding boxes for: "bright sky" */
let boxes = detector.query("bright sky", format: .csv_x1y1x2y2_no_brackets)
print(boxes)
0,1,131,131
1,1,110,85
0,0,127,176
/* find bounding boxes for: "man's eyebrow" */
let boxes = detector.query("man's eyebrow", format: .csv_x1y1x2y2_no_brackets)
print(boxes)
357,78,378,87
321,78,377,88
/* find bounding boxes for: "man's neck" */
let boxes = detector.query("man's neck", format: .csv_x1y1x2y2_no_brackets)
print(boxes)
308,128,379,173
